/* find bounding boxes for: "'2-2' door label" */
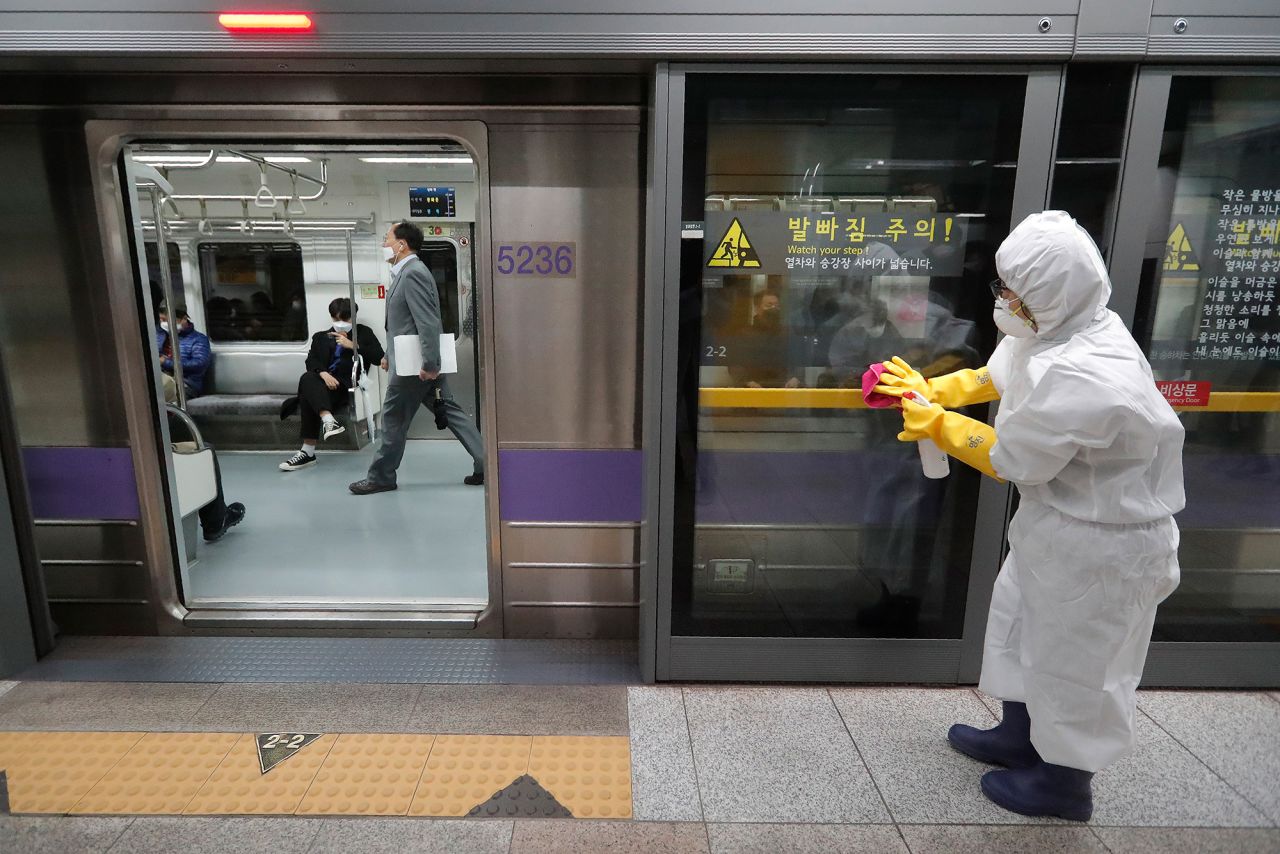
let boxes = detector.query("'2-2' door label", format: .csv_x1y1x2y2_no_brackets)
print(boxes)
495,242,576,278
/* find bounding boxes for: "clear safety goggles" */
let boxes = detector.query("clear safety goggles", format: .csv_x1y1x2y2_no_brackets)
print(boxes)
988,278,1038,330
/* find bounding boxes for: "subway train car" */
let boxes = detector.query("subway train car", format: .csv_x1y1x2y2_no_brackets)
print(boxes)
0,0,1277,688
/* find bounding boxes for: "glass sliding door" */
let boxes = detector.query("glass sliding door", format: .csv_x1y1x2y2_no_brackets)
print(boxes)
1120,73,1280,658
661,69,1053,680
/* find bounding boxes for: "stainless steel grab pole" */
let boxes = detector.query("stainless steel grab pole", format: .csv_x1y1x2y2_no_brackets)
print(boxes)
150,187,185,411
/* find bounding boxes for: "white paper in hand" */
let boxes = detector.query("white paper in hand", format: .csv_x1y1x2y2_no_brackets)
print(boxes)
393,333,457,376
438,333,458,374
393,334,420,377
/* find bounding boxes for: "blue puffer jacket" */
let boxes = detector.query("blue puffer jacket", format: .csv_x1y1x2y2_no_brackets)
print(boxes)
156,323,212,396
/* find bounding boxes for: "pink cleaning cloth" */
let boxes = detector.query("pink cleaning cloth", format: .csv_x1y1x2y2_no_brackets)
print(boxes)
861,362,899,409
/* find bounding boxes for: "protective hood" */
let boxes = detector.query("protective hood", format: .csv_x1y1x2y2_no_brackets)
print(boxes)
995,211,1112,341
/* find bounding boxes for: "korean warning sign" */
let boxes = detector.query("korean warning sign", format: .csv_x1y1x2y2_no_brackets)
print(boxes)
703,211,969,277
1164,223,1201,274
707,218,761,268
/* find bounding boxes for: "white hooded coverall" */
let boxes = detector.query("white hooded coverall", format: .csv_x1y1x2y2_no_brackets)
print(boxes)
981,212,1185,773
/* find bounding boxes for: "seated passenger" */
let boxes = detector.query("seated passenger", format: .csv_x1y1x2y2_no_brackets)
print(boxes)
196,448,246,542
165,410,246,543
727,289,802,389
278,298,386,471
281,288,308,341
156,302,212,402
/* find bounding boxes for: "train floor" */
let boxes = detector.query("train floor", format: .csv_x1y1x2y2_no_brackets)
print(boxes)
0,674,1276,853
188,441,487,606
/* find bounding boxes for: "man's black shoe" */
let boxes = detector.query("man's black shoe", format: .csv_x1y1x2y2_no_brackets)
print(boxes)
205,502,246,542
464,472,484,486
349,479,397,495
279,396,299,421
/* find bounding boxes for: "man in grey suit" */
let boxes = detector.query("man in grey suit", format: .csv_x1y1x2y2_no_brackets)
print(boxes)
349,221,484,495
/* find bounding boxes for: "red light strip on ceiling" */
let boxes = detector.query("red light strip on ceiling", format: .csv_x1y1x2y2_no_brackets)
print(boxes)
218,13,314,32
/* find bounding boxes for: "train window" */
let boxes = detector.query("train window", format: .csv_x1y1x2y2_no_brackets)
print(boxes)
673,73,1026,640
418,241,460,335
196,242,307,342
1137,74,1280,643
143,242,183,310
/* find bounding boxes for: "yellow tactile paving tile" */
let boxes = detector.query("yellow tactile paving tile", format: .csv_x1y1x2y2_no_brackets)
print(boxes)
528,735,633,819
184,732,337,815
69,732,240,815
407,734,532,817
296,733,436,816
0,731,145,814
0,731,634,820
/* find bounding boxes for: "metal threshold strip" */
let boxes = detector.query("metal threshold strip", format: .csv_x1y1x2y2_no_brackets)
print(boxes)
183,608,481,630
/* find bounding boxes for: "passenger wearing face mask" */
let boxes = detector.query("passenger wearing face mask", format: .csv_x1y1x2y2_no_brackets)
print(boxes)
350,221,485,493
156,302,212,401
281,288,308,341
278,297,385,472
727,288,802,389
872,212,1185,822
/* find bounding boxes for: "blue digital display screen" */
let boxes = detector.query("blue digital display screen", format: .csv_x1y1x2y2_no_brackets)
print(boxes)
409,186,456,218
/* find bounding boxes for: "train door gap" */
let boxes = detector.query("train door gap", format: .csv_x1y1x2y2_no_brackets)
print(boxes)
120,141,492,621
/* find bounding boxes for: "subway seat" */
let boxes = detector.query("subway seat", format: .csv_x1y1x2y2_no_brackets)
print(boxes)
185,348,383,449
185,393,292,418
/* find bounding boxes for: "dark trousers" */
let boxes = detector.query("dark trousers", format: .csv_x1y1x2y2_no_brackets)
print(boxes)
197,445,230,534
367,375,484,486
298,371,348,441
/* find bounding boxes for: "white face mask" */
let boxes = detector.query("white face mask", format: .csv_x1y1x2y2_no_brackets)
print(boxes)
332,321,352,332
382,244,397,262
993,298,1036,338
159,321,170,333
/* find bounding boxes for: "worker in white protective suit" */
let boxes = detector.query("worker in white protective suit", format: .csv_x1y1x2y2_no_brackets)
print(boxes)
872,211,1184,822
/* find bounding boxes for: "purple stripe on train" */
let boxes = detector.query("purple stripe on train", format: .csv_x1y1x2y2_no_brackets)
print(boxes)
22,447,140,520
498,449,643,523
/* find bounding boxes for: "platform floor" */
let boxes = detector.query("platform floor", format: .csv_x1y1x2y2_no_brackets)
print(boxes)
189,441,487,606
0,680,1276,852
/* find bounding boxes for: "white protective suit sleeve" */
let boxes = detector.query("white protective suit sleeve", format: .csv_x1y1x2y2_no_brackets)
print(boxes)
989,364,1134,487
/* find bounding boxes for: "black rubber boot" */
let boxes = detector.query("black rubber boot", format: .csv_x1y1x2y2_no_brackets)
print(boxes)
947,701,1040,769
981,761,1095,822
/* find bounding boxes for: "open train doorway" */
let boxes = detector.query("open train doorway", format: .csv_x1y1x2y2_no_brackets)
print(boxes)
120,142,492,624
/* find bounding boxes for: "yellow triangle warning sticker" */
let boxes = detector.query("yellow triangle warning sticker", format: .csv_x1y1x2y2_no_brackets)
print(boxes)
1164,223,1200,273
707,218,762,268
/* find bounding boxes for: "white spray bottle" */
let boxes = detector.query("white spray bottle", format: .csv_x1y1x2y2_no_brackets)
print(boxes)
902,391,950,479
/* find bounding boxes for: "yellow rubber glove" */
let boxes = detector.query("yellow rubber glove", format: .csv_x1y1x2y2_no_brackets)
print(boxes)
924,367,1001,409
873,358,1000,409
872,356,930,399
900,394,1004,481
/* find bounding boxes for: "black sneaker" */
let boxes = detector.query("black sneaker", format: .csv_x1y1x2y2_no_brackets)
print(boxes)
322,420,346,441
349,479,397,495
464,472,484,486
205,502,246,542
279,451,317,472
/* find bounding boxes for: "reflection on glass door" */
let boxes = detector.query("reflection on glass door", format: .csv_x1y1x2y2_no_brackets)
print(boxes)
1138,75,1280,642
673,74,1026,639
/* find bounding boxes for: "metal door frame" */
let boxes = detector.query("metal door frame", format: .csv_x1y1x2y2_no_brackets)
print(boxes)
642,61,1063,683
0,344,53,674
85,117,503,635
1109,64,1280,687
